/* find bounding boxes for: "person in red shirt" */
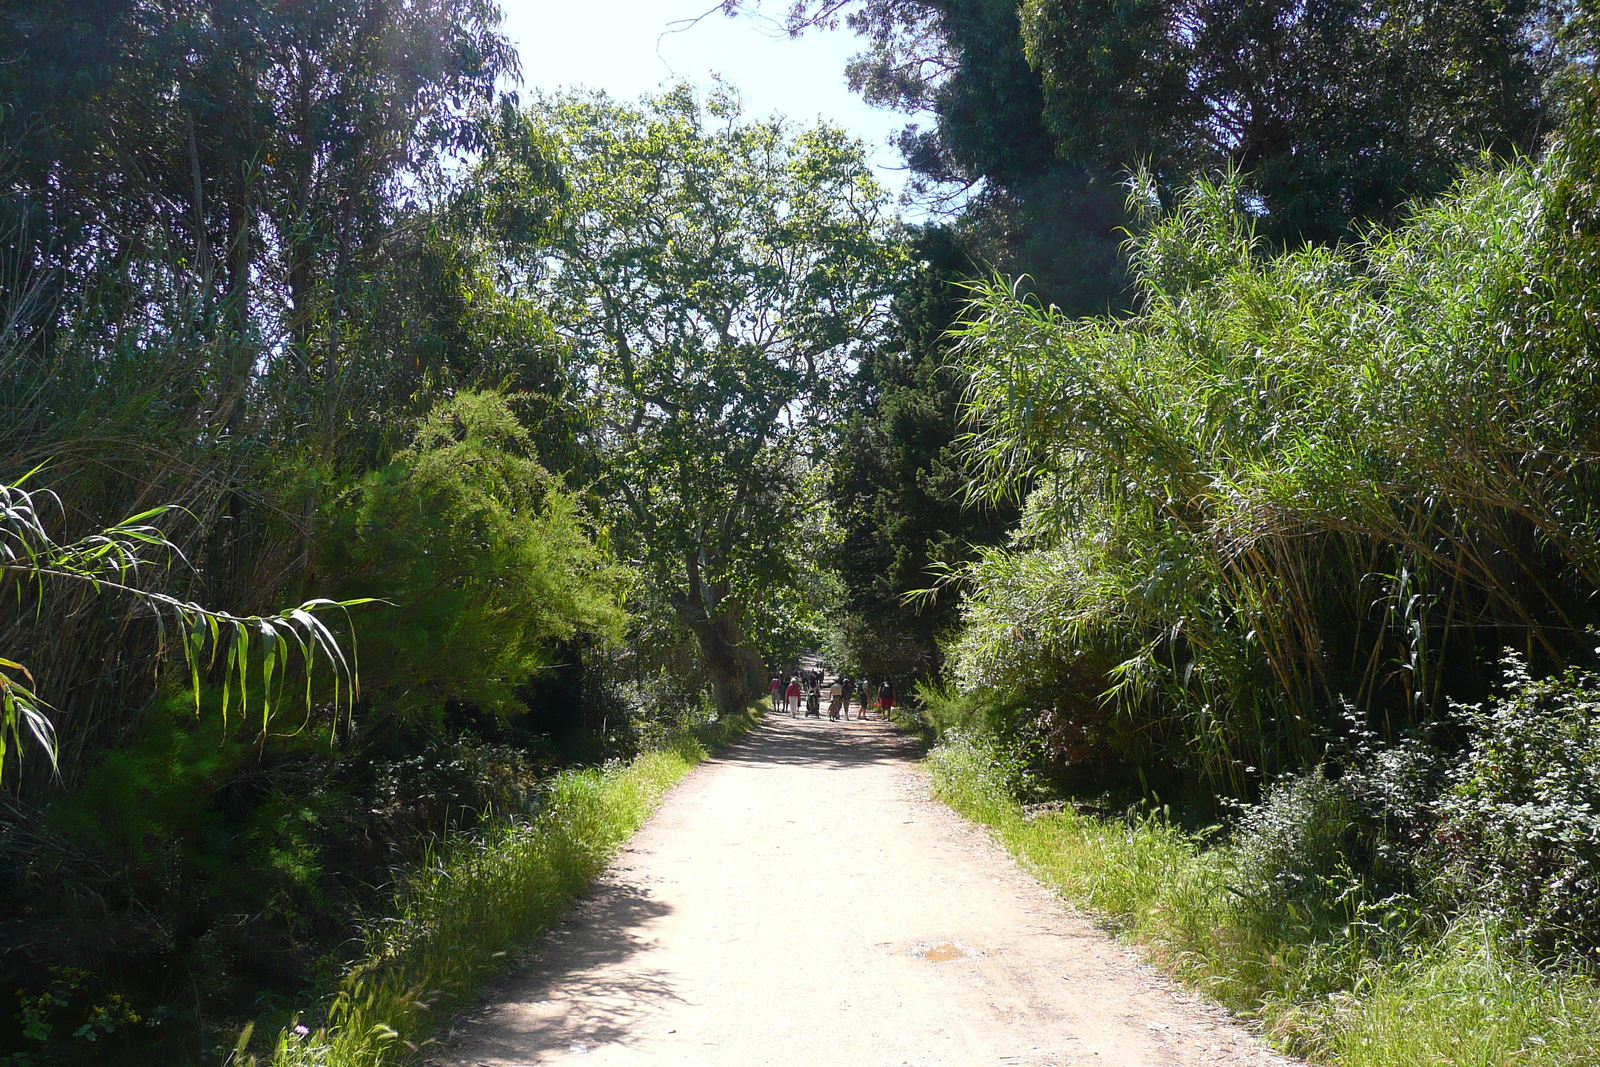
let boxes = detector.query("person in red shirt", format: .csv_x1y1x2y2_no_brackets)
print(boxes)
785,678,802,717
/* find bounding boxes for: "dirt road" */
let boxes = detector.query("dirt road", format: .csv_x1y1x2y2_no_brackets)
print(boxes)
433,714,1296,1067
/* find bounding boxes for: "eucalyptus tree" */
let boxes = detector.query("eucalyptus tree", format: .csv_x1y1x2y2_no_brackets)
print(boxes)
0,0,518,774
502,85,907,712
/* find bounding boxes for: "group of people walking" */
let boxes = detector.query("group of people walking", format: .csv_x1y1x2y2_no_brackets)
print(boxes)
769,672,895,721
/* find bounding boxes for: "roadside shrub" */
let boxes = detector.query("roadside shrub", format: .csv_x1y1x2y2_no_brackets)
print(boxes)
951,134,1600,792
1224,723,1450,963
926,733,1030,825
1436,655,1600,963
1331,732,1445,897
317,391,630,727
917,683,1028,741
252,703,763,1067
360,739,547,860
1230,769,1356,912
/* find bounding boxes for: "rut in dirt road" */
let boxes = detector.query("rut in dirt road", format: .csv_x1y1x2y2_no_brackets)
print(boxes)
432,714,1298,1067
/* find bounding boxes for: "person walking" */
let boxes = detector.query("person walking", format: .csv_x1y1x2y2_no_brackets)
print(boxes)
769,676,783,712
827,677,844,720
806,683,821,718
876,679,894,720
840,676,855,719
785,677,802,717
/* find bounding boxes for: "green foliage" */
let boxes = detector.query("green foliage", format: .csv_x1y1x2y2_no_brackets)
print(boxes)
0,476,364,782
770,1,1132,311
826,226,1018,684
0,966,145,1067
498,82,907,710
925,733,1031,827
46,703,254,871
1229,769,1355,911
361,738,548,852
317,391,630,724
1437,655,1600,964
1020,0,1548,240
951,141,1600,786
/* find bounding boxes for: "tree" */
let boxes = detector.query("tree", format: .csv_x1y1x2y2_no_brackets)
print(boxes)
1021,0,1550,241
0,0,517,436
496,84,906,712
746,0,1553,244
736,0,1131,312
314,391,630,730
0,0,522,772
826,225,1017,682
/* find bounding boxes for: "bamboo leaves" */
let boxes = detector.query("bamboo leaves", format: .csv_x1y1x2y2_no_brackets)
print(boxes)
0,477,371,780
951,149,1600,785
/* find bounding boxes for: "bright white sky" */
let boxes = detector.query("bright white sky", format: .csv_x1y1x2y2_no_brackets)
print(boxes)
498,0,913,202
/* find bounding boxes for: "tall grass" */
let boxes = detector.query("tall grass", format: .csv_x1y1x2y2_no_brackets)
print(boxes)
949,104,1600,784
247,705,762,1067
927,735,1600,1067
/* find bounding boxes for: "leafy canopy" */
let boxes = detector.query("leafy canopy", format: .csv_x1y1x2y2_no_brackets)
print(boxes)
489,83,907,703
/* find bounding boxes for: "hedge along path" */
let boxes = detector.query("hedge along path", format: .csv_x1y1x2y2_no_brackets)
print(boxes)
430,714,1299,1067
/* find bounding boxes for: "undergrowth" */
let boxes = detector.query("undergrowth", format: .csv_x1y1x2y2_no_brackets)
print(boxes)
926,736,1600,1067
244,704,762,1067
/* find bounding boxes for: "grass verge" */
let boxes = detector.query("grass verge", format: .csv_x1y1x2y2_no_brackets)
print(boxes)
246,705,763,1067
926,736,1600,1067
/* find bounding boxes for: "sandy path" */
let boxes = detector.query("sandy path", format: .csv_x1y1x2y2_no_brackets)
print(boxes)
432,714,1297,1067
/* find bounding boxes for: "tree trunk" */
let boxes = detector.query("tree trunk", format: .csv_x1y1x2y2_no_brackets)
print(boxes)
681,604,755,715
677,552,762,715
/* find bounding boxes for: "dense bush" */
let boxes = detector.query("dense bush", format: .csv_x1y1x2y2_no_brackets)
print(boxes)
361,739,549,859
0,701,570,1065
1437,655,1600,963
0,392,637,1065
1229,769,1355,911
317,391,630,729
950,99,1600,790
1229,723,1446,915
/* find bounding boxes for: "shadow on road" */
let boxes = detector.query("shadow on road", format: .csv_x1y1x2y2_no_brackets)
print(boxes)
429,712,926,1064
430,880,679,1060
711,711,926,770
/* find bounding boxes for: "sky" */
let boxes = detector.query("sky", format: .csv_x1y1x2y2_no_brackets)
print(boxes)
497,0,913,201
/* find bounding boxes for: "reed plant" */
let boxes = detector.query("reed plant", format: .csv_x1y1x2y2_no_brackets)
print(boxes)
246,703,762,1067
949,93,1600,787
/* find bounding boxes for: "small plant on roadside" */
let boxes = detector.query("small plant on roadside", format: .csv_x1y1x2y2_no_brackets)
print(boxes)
1436,653,1600,965
1229,768,1356,913
242,702,764,1067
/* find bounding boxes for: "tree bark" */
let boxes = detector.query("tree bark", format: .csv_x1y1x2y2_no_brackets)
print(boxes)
676,552,763,715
